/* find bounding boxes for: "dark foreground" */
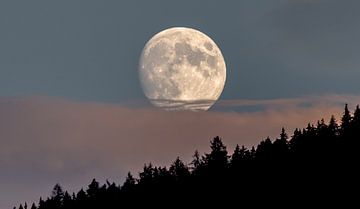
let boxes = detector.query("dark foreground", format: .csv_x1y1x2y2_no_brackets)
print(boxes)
15,105,359,208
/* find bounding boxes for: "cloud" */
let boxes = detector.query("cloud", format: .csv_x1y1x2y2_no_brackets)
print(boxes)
1,95,360,208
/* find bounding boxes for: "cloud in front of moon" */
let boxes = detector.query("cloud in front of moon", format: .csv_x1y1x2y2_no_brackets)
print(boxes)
139,27,226,111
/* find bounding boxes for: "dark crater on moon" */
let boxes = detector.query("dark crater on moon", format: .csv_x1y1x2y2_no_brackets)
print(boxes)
204,41,213,51
207,55,217,68
175,42,206,66
173,42,218,78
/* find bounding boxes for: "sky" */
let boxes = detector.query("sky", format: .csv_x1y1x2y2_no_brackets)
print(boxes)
1,0,360,208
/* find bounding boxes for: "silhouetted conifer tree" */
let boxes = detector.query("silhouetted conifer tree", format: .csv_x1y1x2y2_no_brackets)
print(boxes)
204,136,228,171
62,192,72,209
51,184,64,208
256,137,272,160
37,198,45,209
353,105,360,125
138,163,155,185
351,105,360,139
230,144,242,166
87,179,100,198
273,128,289,161
341,104,352,134
190,150,204,174
122,172,136,192
328,115,339,136
250,146,256,158
76,189,87,202
289,128,301,148
169,157,190,180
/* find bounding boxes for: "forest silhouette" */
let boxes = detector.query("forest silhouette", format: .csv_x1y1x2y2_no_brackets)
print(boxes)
14,104,359,208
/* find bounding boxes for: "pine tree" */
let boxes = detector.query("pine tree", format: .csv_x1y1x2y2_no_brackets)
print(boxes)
51,184,64,207
256,137,273,160
341,104,352,134
76,189,87,202
273,128,289,160
317,119,327,133
305,123,316,135
87,179,100,198
352,105,360,128
280,127,288,142
122,172,136,191
250,146,256,159
190,150,202,171
289,128,303,153
328,115,339,136
169,157,190,179
293,128,302,137
37,198,45,209
205,136,229,171
231,144,242,166
62,192,72,207
231,145,251,169
139,163,155,184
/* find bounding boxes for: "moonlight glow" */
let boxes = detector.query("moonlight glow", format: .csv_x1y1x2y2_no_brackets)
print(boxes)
139,27,226,111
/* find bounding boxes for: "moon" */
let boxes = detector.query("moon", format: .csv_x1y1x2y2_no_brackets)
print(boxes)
139,27,226,111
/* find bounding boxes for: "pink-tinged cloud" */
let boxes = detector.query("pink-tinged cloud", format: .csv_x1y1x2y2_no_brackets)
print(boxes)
1,95,359,208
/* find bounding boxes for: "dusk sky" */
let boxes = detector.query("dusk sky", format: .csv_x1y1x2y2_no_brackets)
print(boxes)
1,0,360,208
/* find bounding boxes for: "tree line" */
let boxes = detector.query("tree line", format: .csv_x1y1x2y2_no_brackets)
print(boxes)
14,104,359,208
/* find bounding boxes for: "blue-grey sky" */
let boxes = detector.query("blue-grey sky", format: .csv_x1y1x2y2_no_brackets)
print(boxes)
1,0,360,208
1,0,360,103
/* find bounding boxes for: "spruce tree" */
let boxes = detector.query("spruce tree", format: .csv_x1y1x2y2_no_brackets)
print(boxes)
341,104,352,134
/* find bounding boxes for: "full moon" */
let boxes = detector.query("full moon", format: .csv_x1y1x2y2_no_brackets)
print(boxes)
139,27,226,111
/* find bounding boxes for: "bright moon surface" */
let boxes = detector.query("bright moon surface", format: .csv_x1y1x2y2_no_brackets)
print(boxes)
139,27,226,111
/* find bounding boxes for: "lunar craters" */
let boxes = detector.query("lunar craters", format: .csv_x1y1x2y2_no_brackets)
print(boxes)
139,27,226,111
204,41,213,51
175,42,206,67
173,41,218,78
207,55,217,68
